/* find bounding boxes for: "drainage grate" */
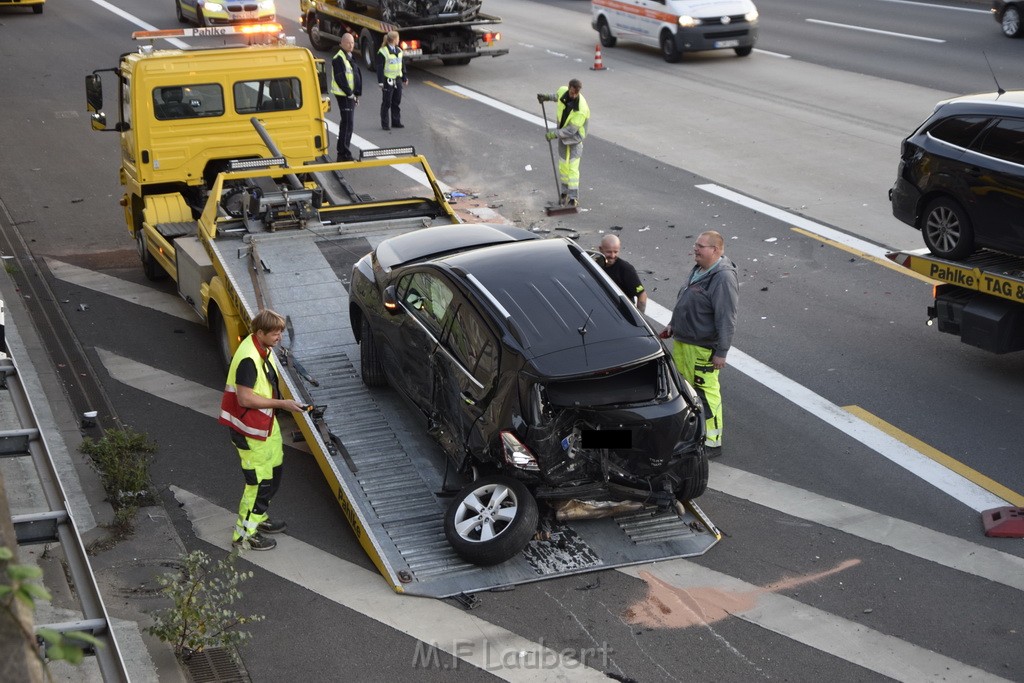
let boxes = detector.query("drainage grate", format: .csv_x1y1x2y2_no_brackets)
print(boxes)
184,647,250,683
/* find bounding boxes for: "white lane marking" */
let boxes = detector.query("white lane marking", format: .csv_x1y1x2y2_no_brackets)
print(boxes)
646,299,1006,512
95,348,222,419
711,463,1024,592
806,18,946,43
86,0,189,48
752,48,791,59
617,561,1012,683
172,486,614,681
696,183,889,258
877,0,989,13
47,258,197,321
105,350,1022,590
446,86,551,127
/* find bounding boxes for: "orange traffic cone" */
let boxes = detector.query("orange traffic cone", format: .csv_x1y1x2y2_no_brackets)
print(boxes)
590,43,606,71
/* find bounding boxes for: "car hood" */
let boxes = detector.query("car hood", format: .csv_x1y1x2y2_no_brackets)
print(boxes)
527,335,665,380
667,0,756,17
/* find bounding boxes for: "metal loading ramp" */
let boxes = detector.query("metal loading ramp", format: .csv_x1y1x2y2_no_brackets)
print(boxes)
216,229,720,599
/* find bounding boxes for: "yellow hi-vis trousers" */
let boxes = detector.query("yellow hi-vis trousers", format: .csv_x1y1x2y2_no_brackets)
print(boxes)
672,341,723,448
558,141,583,200
232,424,284,541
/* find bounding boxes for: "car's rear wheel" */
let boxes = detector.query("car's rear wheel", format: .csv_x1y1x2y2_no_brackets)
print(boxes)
677,450,709,501
444,475,538,566
598,18,617,48
1002,6,1023,37
359,316,387,387
660,31,682,63
921,197,975,260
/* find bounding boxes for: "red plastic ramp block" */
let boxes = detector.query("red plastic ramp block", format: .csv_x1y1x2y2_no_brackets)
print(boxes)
981,507,1024,538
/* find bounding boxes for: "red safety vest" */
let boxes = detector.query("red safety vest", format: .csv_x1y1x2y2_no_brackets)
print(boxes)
218,335,276,441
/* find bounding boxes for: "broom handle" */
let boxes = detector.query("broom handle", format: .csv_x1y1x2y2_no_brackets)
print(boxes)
540,100,561,201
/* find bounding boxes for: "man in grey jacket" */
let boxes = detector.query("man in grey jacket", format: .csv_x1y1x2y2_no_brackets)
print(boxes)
663,230,738,454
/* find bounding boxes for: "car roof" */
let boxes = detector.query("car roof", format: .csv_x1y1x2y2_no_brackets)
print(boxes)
936,90,1024,115
374,224,538,272
438,238,659,370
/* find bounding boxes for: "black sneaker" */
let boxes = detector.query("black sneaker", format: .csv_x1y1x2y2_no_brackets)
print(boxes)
258,518,287,534
706,446,722,458
393,123,405,129
232,533,277,551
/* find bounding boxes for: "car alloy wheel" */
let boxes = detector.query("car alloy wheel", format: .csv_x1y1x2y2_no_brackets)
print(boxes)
1002,7,1023,38
444,475,538,566
922,197,974,260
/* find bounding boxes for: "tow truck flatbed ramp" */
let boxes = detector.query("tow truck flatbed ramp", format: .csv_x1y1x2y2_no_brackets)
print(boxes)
887,247,1024,305
213,223,719,599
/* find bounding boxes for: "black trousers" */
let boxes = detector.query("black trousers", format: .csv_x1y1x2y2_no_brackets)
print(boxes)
380,81,403,128
335,95,356,161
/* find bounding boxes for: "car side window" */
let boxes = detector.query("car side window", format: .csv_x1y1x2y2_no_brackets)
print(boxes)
927,115,990,149
977,118,1024,166
443,304,499,388
398,272,454,338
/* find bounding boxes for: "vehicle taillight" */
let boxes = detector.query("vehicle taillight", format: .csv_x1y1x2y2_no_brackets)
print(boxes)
401,39,421,50
482,32,500,44
501,431,539,471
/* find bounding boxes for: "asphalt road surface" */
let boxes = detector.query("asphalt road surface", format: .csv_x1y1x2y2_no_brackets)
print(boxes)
1,0,1023,680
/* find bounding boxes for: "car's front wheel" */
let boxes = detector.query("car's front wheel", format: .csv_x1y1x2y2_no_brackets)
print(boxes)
444,475,538,566
921,197,975,260
661,31,682,63
735,46,753,57
1002,6,1023,37
598,18,617,48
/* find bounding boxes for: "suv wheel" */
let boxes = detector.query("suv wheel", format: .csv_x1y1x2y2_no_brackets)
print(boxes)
921,197,975,260
444,475,539,566
359,316,387,388
1002,6,1023,38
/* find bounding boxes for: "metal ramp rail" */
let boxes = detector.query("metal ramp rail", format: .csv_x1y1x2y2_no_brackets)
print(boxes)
0,305,129,681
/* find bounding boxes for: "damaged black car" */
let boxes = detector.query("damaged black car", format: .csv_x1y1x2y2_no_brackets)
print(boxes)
350,224,709,565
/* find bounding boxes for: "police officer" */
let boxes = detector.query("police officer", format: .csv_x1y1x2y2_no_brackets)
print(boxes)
219,309,305,550
331,32,362,162
537,78,590,207
376,30,408,130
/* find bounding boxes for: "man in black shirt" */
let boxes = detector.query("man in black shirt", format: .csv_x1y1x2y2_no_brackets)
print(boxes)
599,234,647,313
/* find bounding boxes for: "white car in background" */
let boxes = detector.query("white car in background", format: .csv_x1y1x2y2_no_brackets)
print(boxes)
592,0,758,62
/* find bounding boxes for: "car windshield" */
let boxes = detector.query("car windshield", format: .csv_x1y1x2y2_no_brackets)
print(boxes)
543,358,667,407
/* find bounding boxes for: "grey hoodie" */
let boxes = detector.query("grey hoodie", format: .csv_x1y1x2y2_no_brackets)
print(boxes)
669,258,739,357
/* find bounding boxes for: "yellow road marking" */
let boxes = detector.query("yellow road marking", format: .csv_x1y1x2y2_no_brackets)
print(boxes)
790,227,935,285
423,80,469,99
844,405,1024,507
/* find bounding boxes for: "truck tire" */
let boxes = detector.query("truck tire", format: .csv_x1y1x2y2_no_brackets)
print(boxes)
598,18,616,48
677,450,709,501
441,57,472,66
209,306,233,371
660,31,682,63
359,29,377,70
308,15,333,52
444,475,539,566
359,316,387,387
1001,6,1022,37
33,2,42,12
136,231,167,281
921,197,974,260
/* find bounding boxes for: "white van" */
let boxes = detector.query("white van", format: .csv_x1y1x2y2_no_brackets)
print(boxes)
592,0,759,62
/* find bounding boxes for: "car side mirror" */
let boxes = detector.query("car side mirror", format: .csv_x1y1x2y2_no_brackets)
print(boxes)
587,250,607,267
383,285,400,314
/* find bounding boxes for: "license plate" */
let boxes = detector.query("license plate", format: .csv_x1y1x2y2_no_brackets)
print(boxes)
714,39,740,48
234,10,257,19
404,49,423,57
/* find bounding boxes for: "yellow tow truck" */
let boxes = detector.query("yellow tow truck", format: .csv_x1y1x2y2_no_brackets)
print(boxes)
0,0,44,14
85,24,719,597
887,248,1024,353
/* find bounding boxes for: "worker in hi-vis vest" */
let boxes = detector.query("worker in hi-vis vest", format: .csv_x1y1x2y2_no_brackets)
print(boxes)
219,309,304,551
331,32,362,161
537,78,590,207
376,30,408,131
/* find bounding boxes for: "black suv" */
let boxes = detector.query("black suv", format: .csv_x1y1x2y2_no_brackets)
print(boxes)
890,91,1024,260
350,224,708,565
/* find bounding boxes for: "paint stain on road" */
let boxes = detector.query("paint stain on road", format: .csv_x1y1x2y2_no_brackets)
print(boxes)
624,559,861,629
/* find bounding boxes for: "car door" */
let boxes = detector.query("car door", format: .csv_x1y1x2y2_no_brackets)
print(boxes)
429,298,500,466
971,116,1024,253
390,270,456,415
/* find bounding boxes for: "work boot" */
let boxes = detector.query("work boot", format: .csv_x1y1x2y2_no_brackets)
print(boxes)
567,198,579,208
559,193,568,206
392,122,405,129
232,533,277,551
258,518,287,534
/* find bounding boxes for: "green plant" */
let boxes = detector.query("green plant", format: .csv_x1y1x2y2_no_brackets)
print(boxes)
79,427,157,521
0,546,103,671
146,550,264,657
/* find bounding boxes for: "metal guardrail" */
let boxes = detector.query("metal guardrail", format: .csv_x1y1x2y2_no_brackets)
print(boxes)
0,302,130,682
